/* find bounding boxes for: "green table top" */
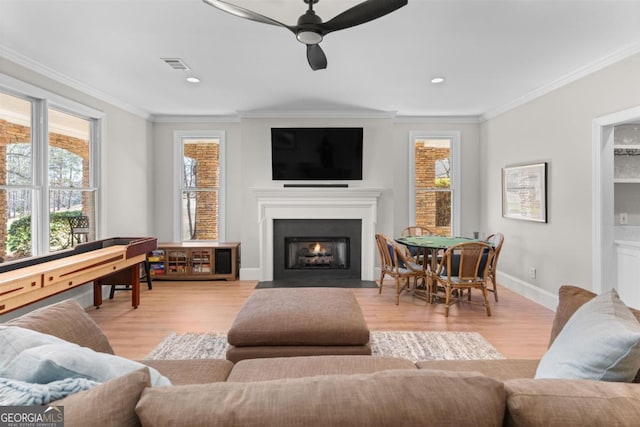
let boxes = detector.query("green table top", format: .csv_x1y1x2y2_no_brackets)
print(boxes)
395,235,479,249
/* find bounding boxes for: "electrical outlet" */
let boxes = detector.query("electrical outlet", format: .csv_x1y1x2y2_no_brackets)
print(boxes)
620,213,628,225
529,267,536,279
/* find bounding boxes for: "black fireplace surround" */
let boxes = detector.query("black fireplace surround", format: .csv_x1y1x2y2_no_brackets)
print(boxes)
273,219,362,281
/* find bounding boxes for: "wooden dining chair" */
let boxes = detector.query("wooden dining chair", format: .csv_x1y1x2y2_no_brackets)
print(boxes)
485,233,504,302
400,225,434,265
430,241,494,317
400,225,434,237
375,233,426,305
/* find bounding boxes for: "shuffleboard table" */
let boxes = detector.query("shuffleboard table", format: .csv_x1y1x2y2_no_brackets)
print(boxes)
0,237,157,315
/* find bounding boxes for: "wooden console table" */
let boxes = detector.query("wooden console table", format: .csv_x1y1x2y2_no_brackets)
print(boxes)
148,242,240,281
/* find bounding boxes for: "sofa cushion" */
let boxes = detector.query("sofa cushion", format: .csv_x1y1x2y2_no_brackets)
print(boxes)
416,359,539,381
227,355,417,382
136,369,505,427
226,343,372,364
141,359,233,385
0,326,171,387
535,289,640,382
504,378,640,426
53,367,151,427
549,285,640,347
5,299,114,354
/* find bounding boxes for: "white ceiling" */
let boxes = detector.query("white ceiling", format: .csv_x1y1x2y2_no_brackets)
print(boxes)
1,0,640,119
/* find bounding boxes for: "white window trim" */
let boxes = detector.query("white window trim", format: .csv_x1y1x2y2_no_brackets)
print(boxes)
173,130,226,242
0,73,103,256
408,130,461,236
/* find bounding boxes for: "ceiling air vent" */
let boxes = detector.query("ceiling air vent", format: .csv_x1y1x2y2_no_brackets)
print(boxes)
162,58,190,71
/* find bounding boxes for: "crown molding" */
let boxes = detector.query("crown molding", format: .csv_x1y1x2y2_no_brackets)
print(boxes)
151,114,241,123
393,115,482,124
0,46,151,120
238,110,397,119
483,41,640,121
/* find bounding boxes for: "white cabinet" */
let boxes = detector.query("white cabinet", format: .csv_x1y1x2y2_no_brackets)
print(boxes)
615,241,640,309
614,124,640,183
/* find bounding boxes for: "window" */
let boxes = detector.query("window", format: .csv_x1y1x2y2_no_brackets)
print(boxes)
0,78,100,262
48,108,96,251
409,132,460,237
174,131,225,242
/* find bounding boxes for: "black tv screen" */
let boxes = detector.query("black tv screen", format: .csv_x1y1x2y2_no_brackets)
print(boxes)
271,127,363,180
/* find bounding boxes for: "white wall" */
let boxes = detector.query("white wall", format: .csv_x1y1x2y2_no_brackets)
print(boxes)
393,120,483,237
151,116,482,278
151,120,242,243
481,52,640,307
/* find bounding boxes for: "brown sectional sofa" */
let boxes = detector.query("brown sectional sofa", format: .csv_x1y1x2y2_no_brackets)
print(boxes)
3,286,640,426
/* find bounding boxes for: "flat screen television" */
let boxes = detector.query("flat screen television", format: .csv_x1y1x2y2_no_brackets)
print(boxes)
271,127,363,180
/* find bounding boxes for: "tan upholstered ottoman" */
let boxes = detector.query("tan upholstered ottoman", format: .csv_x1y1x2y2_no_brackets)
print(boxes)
226,287,371,362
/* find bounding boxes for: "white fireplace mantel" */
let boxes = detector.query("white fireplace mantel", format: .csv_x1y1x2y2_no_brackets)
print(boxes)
253,187,383,281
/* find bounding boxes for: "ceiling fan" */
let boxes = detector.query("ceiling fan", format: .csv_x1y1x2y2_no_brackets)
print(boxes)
202,0,408,70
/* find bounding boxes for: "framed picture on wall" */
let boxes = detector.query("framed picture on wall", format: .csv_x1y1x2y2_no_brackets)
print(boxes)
502,162,548,223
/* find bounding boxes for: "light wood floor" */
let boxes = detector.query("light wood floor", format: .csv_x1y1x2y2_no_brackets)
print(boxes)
87,280,555,361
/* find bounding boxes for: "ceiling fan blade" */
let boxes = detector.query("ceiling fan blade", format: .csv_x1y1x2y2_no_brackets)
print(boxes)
202,0,289,28
320,0,407,34
307,44,327,71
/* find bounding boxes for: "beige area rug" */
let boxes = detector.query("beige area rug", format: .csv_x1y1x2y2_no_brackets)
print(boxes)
145,331,505,363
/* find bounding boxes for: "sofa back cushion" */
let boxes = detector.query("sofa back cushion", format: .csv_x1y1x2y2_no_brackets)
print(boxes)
504,378,640,426
4,299,114,354
549,285,640,347
136,369,505,427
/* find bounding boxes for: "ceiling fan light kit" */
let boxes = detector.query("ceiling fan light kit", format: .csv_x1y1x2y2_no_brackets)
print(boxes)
202,0,407,70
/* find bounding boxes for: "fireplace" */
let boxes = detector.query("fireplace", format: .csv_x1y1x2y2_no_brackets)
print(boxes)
254,187,382,281
274,219,361,281
285,237,349,270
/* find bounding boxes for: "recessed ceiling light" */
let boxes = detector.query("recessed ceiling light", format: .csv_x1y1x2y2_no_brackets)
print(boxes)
186,76,201,83
430,77,445,84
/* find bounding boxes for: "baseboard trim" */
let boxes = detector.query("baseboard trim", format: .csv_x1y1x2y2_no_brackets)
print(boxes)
374,268,556,311
497,272,558,311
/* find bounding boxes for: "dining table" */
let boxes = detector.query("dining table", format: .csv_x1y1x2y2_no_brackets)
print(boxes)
395,235,484,302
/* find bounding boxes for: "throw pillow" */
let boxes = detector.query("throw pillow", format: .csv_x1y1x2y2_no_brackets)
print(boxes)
535,289,640,382
5,299,115,354
0,326,171,387
53,367,151,427
549,285,640,347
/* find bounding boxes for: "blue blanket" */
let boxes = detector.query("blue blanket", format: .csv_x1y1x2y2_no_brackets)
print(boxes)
0,376,99,406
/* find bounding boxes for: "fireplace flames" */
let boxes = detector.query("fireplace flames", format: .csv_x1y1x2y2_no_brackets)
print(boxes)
298,242,334,266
